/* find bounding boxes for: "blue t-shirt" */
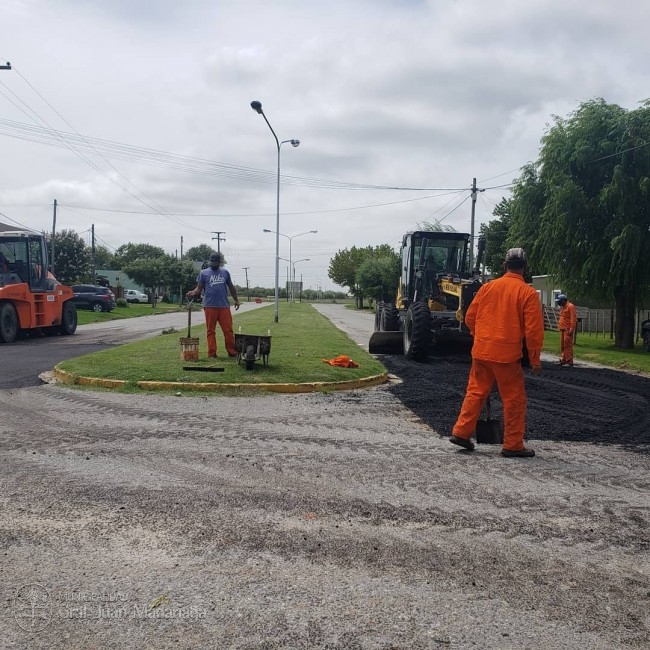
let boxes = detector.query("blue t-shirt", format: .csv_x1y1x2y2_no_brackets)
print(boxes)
197,267,232,308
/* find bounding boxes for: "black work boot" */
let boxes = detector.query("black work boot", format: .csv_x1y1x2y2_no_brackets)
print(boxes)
450,435,475,451
501,447,535,458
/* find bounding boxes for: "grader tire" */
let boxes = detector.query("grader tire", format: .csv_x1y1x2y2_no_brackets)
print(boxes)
381,303,400,332
403,301,431,362
374,302,384,332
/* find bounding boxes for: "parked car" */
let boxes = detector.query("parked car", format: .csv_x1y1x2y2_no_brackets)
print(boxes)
71,285,116,312
124,289,149,304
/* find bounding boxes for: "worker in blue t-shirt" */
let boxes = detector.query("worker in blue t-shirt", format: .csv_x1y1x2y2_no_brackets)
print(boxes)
187,252,240,358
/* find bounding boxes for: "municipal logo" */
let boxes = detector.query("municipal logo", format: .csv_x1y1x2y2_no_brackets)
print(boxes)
13,584,52,632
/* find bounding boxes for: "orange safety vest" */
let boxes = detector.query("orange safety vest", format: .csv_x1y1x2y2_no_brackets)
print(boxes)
465,272,544,365
558,302,577,331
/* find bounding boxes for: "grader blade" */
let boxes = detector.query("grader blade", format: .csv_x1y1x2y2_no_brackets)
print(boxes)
368,331,404,355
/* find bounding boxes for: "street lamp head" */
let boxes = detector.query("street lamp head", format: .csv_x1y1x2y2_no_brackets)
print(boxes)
290,139,300,147
250,100,263,114
310,230,318,234
263,229,272,233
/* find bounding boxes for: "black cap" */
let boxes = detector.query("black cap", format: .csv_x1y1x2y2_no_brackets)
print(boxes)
209,252,221,262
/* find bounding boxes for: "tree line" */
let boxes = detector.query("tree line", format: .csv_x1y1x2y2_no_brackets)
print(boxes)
48,236,347,301
480,98,650,348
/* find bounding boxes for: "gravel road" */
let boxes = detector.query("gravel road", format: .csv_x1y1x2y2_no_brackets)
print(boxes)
1,304,649,649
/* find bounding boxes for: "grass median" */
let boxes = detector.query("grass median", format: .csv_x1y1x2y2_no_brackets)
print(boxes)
542,330,650,373
58,302,387,390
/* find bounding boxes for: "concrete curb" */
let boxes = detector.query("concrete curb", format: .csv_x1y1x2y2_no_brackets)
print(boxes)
54,368,128,389
53,366,388,394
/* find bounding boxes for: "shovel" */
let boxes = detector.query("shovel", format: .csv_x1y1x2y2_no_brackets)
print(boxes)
179,298,200,361
475,395,503,444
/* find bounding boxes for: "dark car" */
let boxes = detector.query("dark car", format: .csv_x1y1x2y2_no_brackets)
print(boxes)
71,285,117,312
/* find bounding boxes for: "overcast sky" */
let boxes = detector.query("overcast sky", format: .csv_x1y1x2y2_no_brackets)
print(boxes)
1,0,647,291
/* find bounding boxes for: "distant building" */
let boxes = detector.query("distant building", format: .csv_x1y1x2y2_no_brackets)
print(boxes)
96,270,145,295
532,275,563,307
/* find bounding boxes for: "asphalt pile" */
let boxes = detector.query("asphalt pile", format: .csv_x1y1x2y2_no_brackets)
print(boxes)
381,352,650,453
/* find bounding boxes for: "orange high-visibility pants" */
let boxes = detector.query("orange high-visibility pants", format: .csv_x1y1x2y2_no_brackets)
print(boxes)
560,330,574,365
204,307,236,357
453,358,527,452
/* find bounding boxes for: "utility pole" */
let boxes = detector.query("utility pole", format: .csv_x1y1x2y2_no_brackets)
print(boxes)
51,199,57,274
469,177,485,270
91,224,96,283
211,231,226,255
180,236,184,260
242,267,250,302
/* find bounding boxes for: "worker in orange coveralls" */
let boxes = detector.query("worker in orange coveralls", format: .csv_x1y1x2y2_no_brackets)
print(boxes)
556,294,577,367
450,248,544,458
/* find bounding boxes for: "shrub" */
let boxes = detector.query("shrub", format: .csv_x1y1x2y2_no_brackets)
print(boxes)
116,298,129,308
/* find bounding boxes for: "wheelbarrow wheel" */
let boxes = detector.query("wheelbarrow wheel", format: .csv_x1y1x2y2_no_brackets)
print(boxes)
245,344,256,370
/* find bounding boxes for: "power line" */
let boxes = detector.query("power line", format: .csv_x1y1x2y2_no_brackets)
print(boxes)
0,70,204,230
587,140,650,163
0,116,470,192
60,190,466,219
0,210,33,231
438,194,472,223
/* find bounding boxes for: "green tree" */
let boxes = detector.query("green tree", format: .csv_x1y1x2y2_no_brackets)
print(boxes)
166,258,200,304
328,244,396,308
328,246,367,306
94,245,116,270
184,244,214,263
416,219,457,232
122,256,171,308
114,242,166,269
479,198,513,276
49,229,91,285
509,99,650,348
356,251,401,302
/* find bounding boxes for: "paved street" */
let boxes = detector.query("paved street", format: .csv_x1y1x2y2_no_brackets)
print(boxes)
1,304,648,649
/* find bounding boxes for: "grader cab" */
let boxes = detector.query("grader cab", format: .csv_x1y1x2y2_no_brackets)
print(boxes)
369,231,485,361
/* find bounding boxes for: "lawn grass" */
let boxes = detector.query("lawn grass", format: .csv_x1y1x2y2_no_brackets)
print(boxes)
75,302,184,325
543,330,650,373
59,303,386,387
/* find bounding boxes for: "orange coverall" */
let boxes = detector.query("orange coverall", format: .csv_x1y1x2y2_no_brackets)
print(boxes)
558,301,577,366
452,272,545,452
204,308,237,358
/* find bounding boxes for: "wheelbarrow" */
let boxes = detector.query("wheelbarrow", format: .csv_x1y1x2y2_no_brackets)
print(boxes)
234,332,271,370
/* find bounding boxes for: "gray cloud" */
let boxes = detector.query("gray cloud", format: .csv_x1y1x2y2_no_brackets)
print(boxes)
1,0,647,289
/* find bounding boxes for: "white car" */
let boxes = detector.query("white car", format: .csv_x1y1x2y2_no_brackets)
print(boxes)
125,289,149,304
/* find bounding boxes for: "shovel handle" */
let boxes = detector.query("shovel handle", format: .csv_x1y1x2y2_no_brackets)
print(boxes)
187,299,192,338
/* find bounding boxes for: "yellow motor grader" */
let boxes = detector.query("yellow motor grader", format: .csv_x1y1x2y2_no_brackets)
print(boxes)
369,231,485,361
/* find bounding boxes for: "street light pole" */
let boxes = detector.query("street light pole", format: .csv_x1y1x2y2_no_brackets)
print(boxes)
292,258,309,301
263,229,317,303
251,100,299,323
242,266,250,302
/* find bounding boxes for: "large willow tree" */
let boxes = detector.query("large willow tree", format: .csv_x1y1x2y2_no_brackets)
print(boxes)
509,99,650,348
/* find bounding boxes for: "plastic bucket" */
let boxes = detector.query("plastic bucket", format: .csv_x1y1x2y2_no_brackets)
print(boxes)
180,337,200,361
